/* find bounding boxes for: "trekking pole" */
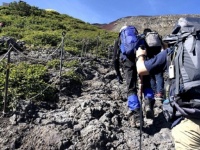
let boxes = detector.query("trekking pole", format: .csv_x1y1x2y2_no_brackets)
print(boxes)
3,48,11,117
96,33,100,59
95,36,98,59
80,38,85,61
138,76,143,150
59,31,66,93
107,45,111,63
84,39,88,57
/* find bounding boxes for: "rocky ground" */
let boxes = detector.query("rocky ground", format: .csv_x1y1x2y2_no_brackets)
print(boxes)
0,49,174,150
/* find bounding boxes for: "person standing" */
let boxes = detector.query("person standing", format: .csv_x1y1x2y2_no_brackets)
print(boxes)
113,25,155,127
143,28,164,100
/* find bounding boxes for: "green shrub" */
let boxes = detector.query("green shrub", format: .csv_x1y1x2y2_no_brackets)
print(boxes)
63,69,83,83
0,62,57,109
47,59,60,69
0,1,118,58
64,60,79,68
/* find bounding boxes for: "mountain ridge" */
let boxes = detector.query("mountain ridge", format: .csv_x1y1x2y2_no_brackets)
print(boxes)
95,14,200,35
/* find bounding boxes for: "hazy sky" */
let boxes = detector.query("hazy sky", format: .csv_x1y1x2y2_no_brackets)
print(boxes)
1,0,200,24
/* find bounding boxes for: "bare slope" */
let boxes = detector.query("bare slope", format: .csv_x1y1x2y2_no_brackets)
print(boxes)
98,14,200,35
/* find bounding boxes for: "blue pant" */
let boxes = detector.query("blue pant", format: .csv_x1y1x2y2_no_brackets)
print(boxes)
143,88,154,99
127,94,140,111
127,88,154,111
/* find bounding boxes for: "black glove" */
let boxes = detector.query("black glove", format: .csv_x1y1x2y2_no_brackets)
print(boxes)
117,75,123,84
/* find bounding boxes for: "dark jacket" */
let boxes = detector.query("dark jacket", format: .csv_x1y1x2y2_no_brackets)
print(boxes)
113,36,146,76
113,37,121,77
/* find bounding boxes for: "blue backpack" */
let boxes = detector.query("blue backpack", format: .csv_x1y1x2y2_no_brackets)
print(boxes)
119,25,140,56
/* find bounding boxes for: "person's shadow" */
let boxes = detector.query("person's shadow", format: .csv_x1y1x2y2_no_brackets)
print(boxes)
142,112,172,135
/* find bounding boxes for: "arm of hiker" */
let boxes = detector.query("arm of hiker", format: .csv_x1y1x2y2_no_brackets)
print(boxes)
136,47,169,75
113,39,123,84
136,47,149,75
114,59,123,84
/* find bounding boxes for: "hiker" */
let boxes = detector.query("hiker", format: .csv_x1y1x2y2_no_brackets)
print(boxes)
113,25,155,127
143,28,164,100
0,36,23,51
136,17,200,149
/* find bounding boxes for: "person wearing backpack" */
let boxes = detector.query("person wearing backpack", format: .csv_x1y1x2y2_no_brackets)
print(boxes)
113,25,155,127
136,17,200,149
143,28,164,101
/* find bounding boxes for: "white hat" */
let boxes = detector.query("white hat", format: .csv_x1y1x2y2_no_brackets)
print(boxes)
119,25,127,33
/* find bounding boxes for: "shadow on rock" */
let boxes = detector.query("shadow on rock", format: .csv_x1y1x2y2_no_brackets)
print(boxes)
143,112,172,135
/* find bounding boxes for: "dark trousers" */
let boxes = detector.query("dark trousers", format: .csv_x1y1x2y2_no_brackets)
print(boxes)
147,47,164,94
123,58,137,96
123,58,154,111
150,72,164,94
123,58,152,96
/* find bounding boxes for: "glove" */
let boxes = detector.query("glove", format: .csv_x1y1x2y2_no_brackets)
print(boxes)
117,75,123,84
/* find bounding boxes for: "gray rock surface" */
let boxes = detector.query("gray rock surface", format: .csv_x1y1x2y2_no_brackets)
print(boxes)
0,49,174,150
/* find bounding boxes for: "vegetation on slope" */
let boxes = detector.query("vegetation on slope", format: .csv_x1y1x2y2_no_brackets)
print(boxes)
0,1,117,56
0,1,117,111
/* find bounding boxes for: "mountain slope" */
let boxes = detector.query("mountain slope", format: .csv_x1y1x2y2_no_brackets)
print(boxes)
98,14,200,35
0,1,117,57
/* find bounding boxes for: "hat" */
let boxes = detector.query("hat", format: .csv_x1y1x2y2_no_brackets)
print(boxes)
119,25,127,33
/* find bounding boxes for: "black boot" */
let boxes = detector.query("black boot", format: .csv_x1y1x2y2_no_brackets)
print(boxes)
144,98,155,119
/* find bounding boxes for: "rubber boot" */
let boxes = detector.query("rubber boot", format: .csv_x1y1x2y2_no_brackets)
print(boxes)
145,98,155,119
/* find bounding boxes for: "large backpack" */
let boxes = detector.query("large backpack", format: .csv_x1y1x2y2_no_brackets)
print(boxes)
119,25,140,56
145,31,162,47
162,17,200,122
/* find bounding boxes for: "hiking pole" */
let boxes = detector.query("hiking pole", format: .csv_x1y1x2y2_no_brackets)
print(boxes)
59,31,66,94
84,39,88,58
80,38,85,62
3,49,11,117
138,76,143,150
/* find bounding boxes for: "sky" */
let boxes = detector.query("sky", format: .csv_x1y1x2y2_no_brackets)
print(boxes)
1,0,200,24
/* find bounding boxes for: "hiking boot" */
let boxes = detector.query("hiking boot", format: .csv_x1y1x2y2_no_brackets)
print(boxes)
144,99,155,119
129,108,143,128
155,93,164,101
125,110,134,119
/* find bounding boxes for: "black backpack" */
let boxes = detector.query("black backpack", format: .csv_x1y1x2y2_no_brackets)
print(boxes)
143,30,162,58
162,17,200,122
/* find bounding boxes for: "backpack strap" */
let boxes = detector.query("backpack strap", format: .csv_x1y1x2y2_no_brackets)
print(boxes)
190,34,197,53
175,42,183,95
174,33,191,94
174,102,188,116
